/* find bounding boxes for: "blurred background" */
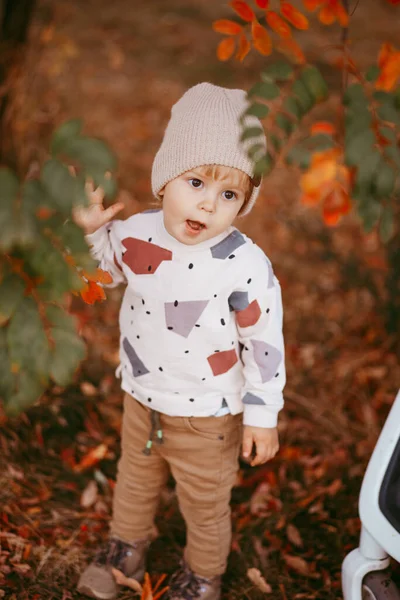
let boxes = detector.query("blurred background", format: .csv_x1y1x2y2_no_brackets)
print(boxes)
0,0,399,598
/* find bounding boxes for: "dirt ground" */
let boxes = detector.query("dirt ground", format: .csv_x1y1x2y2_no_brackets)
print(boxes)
1,0,400,598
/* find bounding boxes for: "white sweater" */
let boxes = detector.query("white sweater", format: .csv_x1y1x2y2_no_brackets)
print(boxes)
86,209,285,428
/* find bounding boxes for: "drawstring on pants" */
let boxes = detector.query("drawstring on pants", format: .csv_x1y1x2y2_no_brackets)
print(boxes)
142,409,164,455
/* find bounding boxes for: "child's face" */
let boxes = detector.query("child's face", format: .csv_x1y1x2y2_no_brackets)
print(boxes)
159,167,247,245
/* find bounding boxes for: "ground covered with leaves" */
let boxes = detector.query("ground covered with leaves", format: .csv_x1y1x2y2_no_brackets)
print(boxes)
1,0,400,598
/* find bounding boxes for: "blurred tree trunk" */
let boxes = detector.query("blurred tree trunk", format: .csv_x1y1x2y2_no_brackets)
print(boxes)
0,0,37,168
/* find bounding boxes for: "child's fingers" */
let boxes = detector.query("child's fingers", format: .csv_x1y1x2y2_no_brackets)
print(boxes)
241,430,254,459
102,202,124,222
85,179,105,204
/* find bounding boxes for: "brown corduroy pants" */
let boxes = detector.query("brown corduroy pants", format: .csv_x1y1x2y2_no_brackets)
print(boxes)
110,394,242,577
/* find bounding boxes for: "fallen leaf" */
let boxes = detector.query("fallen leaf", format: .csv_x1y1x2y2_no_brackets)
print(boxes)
80,480,98,508
247,567,272,593
286,523,303,547
112,568,143,593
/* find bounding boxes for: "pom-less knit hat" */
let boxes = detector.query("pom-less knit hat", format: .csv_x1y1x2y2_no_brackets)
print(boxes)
151,82,267,216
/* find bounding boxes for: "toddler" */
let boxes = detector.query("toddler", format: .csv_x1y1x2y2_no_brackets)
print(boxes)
76,82,285,600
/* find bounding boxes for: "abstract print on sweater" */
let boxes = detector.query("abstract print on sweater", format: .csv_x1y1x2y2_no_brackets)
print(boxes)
86,209,285,428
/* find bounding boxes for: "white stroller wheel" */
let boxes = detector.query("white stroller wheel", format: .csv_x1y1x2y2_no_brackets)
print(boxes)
362,572,400,600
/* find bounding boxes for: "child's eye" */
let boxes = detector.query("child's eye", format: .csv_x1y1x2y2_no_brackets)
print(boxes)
189,178,203,188
223,190,237,200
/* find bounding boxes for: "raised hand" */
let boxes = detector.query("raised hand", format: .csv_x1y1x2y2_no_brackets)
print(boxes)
73,177,124,235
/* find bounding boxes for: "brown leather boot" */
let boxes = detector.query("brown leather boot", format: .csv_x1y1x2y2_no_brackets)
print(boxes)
77,536,150,600
167,560,221,600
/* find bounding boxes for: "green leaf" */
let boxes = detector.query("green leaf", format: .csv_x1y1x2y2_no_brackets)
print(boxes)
41,159,77,215
357,198,382,232
26,237,83,299
355,150,381,191
254,153,273,176
379,126,397,144
7,297,50,380
345,111,372,141
344,83,367,107
245,103,269,119
305,133,335,152
0,329,14,401
5,371,46,416
385,144,400,168
373,160,396,198
365,65,380,83
379,205,394,242
60,137,117,173
373,90,393,104
300,66,328,103
276,113,293,135
269,133,283,152
0,274,25,325
0,168,19,251
240,127,265,142
345,129,375,166
51,119,83,155
248,81,280,100
55,221,97,272
262,61,293,81
285,145,311,169
377,101,400,126
88,169,118,201
247,143,265,161
46,306,86,385
283,96,303,120
292,79,314,112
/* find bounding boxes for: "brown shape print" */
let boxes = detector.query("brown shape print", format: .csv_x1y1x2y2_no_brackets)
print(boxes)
207,349,238,376
236,299,261,328
122,238,172,274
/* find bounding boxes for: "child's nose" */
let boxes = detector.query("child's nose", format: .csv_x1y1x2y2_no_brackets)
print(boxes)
199,193,217,213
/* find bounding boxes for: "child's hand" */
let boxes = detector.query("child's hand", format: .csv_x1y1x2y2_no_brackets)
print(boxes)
73,177,124,235
242,425,279,467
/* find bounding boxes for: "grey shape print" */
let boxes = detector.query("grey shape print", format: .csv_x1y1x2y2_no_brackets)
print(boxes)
243,392,265,405
210,230,246,259
142,208,161,213
228,291,249,312
123,337,150,377
165,300,209,338
266,260,274,288
251,339,282,382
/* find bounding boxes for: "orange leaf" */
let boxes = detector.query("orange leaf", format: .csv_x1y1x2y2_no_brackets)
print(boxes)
335,2,349,26
310,121,336,135
276,37,305,63
83,268,113,284
236,33,251,61
266,11,292,38
229,1,255,22
65,255,76,266
217,37,236,61
212,19,242,35
319,5,336,24
80,280,106,305
141,573,153,600
36,207,54,220
303,0,324,10
323,187,351,226
73,443,108,473
281,2,309,29
376,53,400,91
251,20,272,55
378,42,394,69
256,0,270,7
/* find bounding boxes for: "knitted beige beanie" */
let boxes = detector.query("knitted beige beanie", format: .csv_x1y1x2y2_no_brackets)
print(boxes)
151,82,267,216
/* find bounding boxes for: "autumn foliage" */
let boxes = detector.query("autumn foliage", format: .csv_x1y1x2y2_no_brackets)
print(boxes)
212,0,400,239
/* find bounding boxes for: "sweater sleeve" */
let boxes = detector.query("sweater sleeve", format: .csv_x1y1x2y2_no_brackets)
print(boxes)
85,221,126,287
230,248,286,428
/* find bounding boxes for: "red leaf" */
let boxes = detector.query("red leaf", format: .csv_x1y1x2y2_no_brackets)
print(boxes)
266,11,292,37
236,33,251,61
251,20,272,55
217,37,236,61
281,2,309,29
80,280,107,305
229,1,255,22
256,0,270,7
212,19,243,35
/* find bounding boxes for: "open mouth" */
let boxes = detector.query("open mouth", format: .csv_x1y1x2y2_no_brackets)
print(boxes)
186,219,206,232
